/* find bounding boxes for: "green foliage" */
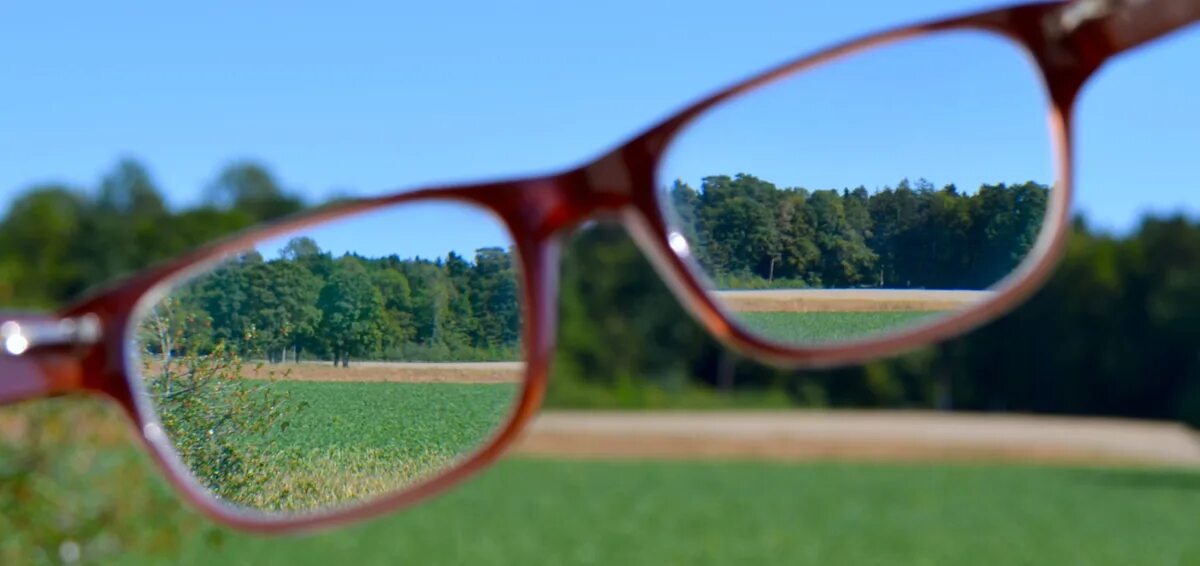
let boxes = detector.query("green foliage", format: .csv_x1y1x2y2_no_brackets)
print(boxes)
0,401,187,565
162,243,524,366
137,296,517,512
710,272,809,290
0,186,89,306
317,257,388,366
2,158,1198,422
673,174,1048,289
199,381,518,512
138,460,1200,565
205,161,304,221
140,300,303,507
554,225,706,395
259,381,517,456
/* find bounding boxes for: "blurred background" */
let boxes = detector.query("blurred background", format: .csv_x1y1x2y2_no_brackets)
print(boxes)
3,0,1200,564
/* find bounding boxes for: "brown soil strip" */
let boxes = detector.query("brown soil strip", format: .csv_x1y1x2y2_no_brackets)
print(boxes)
513,410,1200,467
715,289,994,313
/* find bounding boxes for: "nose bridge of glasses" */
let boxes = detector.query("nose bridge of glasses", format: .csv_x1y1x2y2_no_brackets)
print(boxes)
0,313,101,405
490,150,641,242
573,147,646,213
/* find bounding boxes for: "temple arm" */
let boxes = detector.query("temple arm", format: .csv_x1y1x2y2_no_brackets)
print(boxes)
0,314,101,404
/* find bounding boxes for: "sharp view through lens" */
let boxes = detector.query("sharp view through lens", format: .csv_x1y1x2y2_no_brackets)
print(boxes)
665,174,1048,344
138,204,525,513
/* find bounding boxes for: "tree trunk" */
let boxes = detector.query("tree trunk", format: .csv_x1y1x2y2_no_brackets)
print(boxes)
341,353,349,368
332,351,339,367
717,351,735,395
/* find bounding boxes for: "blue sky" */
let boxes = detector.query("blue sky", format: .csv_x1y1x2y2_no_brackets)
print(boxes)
1,1,1197,260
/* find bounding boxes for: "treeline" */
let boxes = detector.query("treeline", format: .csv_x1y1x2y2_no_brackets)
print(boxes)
0,158,522,364
558,216,1200,427
0,159,305,308
153,242,521,365
670,174,1048,289
8,158,1200,426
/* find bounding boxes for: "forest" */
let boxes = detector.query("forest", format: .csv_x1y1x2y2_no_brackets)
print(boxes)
147,242,523,365
5,158,1200,426
668,174,1048,289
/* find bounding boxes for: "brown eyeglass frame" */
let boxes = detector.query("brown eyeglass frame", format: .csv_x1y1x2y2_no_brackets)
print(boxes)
1,0,1197,534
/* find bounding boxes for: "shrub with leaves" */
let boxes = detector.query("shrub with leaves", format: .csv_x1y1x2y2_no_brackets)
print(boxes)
140,297,305,509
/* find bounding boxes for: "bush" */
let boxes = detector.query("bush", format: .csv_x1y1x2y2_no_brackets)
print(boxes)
140,299,305,509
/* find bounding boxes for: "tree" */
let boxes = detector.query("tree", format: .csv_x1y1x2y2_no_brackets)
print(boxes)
776,192,821,283
468,247,521,349
316,257,386,367
279,236,323,262
194,252,261,355
74,159,175,285
249,260,323,363
369,265,417,354
96,158,166,218
808,190,876,286
138,295,302,507
206,162,304,221
0,186,88,305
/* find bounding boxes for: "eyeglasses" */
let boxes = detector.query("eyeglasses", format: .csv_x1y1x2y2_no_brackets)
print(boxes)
1,0,1196,533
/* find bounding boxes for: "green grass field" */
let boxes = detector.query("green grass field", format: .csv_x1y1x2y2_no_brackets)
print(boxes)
262,381,518,456
129,459,1200,565
737,311,940,343
171,381,519,511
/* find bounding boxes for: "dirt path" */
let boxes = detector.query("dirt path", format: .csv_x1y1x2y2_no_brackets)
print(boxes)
513,410,1200,466
715,289,995,312
246,361,524,383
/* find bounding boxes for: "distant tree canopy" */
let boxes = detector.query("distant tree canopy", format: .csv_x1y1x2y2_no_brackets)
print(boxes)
0,159,297,307
155,241,523,366
670,174,1048,290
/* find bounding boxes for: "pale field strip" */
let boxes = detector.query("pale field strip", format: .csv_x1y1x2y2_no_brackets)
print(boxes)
4,407,1199,466
514,410,1200,467
715,288,995,312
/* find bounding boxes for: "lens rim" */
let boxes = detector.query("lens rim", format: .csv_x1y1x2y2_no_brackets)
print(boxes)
651,28,1057,350
123,197,530,517
588,7,1082,370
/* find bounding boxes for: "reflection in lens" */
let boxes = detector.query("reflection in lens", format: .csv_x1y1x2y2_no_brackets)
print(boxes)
658,30,1053,346
134,201,523,514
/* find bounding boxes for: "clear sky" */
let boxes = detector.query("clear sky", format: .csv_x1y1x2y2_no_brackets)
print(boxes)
2,1,1197,260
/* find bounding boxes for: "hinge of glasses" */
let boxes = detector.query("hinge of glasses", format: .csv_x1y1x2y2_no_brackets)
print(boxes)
0,314,102,356
1045,0,1185,54
1052,0,1122,37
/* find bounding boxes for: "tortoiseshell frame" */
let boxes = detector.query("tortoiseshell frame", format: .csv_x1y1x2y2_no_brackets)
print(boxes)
2,0,1197,534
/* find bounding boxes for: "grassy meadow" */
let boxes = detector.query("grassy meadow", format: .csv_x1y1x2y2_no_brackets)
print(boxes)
126,459,1200,565
170,380,520,512
11,398,1200,565
260,381,519,456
